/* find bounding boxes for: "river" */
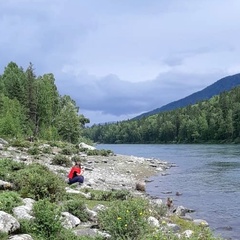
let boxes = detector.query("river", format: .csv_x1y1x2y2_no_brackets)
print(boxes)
96,144,240,240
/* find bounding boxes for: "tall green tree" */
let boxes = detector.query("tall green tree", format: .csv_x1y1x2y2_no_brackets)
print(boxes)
0,94,27,137
1,62,26,105
56,95,82,143
35,73,60,136
25,62,37,135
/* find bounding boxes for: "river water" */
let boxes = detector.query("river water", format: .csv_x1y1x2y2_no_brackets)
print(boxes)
96,144,240,240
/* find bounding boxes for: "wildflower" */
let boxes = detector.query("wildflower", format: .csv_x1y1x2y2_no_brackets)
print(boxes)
139,212,143,215
117,217,122,220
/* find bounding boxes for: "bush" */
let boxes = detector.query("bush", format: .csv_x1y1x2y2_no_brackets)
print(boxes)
0,158,25,181
71,155,82,163
98,198,150,240
63,198,90,222
150,202,167,219
11,163,66,201
52,154,72,167
85,149,114,156
32,199,62,240
61,146,78,155
97,189,132,201
0,191,22,214
10,139,31,148
27,146,40,155
42,146,52,154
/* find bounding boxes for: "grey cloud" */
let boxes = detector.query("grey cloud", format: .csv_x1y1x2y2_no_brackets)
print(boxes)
56,71,223,117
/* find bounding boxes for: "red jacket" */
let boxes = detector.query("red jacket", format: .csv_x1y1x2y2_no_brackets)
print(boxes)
68,166,81,179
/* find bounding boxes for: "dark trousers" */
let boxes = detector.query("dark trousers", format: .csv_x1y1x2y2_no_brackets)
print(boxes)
68,175,84,185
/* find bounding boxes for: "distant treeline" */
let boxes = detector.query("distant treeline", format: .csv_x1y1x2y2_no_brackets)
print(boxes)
0,62,89,143
84,87,240,144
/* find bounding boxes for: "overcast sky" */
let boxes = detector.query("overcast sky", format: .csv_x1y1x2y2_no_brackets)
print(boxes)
1,0,240,125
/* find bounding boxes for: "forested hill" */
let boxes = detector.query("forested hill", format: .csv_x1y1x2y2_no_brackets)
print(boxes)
84,85,240,144
133,73,240,120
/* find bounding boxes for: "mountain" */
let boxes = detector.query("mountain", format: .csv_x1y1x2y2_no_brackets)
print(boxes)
133,73,240,120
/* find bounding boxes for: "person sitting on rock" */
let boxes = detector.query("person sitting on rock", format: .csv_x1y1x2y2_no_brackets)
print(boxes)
68,161,84,185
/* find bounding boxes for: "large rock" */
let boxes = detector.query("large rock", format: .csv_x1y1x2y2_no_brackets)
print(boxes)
61,212,81,229
147,216,160,227
79,142,96,150
13,206,33,220
8,234,33,240
0,211,20,233
13,198,35,220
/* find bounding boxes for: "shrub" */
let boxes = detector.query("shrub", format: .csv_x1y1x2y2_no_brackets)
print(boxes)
61,147,74,155
11,163,66,201
99,149,114,156
0,191,22,214
10,139,31,148
52,154,72,167
85,149,113,156
98,198,150,240
149,202,167,219
71,155,82,163
32,199,62,240
0,158,25,181
42,146,52,154
63,198,90,222
27,146,40,155
54,229,104,240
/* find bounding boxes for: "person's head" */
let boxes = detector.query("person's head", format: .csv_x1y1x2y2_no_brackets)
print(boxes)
75,162,81,167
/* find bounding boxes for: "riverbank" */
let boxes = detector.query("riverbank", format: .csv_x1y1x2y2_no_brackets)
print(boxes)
0,139,221,239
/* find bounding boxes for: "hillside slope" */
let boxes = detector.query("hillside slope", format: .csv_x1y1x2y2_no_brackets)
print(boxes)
133,73,240,119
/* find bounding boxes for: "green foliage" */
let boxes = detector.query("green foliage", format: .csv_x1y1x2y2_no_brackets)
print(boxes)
61,146,78,155
0,191,22,214
63,198,90,222
0,94,27,138
42,146,52,154
80,148,114,156
71,155,82,163
98,198,150,240
48,140,68,148
27,146,40,155
32,199,62,240
11,163,66,201
0,61,89,143
10,139,31,148
0,158,25,181
56,95,83,143
149,202,167,218
52,154,72,167
53,229,104,240
0,232,8,240
92,189,132,201
19,218,102,240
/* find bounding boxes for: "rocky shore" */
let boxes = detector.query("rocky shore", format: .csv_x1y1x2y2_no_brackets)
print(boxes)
0,139,214,239
0,141,171,192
